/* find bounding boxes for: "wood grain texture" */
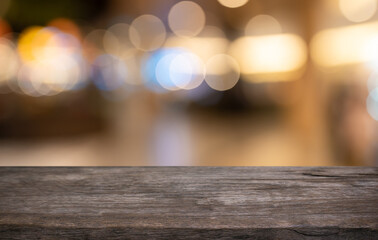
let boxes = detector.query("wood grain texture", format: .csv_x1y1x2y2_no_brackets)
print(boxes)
0,167,377,239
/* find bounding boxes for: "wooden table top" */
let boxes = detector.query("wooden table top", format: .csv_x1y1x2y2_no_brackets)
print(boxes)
0,167,377,239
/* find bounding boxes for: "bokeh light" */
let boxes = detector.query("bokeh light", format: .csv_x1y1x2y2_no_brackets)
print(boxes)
103,23,133,56
1,0,378,167
142,49,174,93
83,29,108,61
17,26,45,62
129,15,166,51
165,26,229,64
0,18,11,37
364,35,378,70
48,18,82,41
230,34,307,76
339,0,377,23
311,21,378,68
367,88,378,120
168,1,206,38
17,57,82,97
205,54,240,91
217,0,249,8
155,52,181,91
0,38,19,86
198,25,226,38
170,51,205,90
16,26,87,96
245,15,282,36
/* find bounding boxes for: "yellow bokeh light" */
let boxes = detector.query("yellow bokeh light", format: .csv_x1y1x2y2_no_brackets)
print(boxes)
17,27,73,64
129,15,166,51
339,0,377,23
168,1,205,38
217,0,249,8
17,26,44,62
32,29,61,60
230,34,307,75
17,26,87,96
311,21,378,68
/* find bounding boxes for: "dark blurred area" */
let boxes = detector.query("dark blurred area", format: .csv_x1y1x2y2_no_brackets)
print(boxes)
0,0,377,166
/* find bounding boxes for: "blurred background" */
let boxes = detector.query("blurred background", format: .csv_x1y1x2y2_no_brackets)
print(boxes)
0,0,377,166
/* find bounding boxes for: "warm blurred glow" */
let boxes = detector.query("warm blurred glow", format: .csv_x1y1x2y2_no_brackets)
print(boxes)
168,1,205,38
165,35,229,62
0,18,11,37
205,54,240,91
48,18,82,41
245,15,282,36
230,34,307,76
165,26,228,63
16,26,87,96
365,35,378,70
129,15,166,51
311,21,378,68
217,0,249,8
17,26,45,62
339,0,377,23
198,25,226,38
0,38,19,85
18,55,83,96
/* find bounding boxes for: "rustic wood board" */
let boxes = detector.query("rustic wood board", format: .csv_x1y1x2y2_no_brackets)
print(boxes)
0,167,377,239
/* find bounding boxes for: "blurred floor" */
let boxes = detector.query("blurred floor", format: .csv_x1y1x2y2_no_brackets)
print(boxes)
0,91,335,166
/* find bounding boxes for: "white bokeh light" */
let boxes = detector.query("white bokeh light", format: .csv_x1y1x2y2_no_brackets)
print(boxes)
205,54,240,91
245,15,282,36
129,15,166,52
168,1,206,38
218,0,249,8
339,0,377,23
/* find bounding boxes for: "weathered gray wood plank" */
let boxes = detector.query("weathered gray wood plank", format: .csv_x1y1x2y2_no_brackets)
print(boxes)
0,167,377,239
